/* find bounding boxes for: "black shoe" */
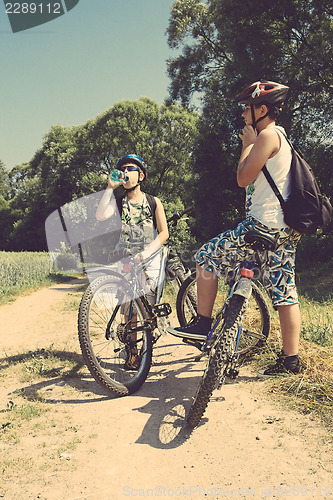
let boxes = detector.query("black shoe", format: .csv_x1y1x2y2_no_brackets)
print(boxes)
124,352,141,370
258,352,300,378
167,315,212,341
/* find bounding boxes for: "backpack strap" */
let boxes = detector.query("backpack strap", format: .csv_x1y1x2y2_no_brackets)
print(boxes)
279,129,295,152
262,165,286,209
145,193,157,230
116,194,125,216
261,127,292,210
115,192,157,229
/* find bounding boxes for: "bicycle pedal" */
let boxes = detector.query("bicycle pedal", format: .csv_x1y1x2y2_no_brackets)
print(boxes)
182,338,203,352
151,303,172,317
227,368,239,379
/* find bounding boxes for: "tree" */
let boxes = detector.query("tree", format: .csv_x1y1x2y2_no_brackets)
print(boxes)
3,98,200,251
167,0,333,122
0,161,24,248
79,98,200,201
0,161,10,200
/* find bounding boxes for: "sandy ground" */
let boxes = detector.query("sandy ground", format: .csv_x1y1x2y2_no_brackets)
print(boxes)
0,278,332,500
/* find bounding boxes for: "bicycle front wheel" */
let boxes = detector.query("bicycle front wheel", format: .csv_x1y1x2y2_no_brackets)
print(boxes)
187,294,247,429
177,272,270,354
78,273,152,396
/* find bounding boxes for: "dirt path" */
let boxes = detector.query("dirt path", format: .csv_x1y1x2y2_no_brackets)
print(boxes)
0,279,332,500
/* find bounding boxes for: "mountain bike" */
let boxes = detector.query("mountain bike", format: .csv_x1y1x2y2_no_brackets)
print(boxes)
77,207,193,397
174,229,276,428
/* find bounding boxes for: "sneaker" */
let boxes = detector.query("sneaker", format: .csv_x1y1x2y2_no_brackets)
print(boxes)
258,352,300,378
124,352,142,370
167,315,212,341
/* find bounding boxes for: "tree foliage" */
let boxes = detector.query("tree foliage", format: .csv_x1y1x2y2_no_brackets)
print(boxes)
1,98,199,251
167,0,333,116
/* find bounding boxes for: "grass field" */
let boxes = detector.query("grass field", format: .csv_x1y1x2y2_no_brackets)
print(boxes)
0,251,61,304
253,262,333,426
297,261,333,347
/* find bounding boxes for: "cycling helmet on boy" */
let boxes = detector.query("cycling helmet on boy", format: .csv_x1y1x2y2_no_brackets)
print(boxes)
116,154,148,180
236,80,289,106
237,80,289,129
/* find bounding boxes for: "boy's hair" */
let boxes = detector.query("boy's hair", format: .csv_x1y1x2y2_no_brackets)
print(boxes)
253,101,283,120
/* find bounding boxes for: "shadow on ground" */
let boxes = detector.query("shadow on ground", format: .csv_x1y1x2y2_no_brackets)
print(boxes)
1,342,260,449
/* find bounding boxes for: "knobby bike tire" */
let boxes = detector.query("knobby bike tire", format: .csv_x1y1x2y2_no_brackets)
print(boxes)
176,272,198,326
176,272,270,354
167,259,190,294
186,294,247,429
78,273,153,397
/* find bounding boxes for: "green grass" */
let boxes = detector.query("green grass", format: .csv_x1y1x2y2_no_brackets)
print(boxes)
0,346,85,385
251,261,333,427
0,399,48,446
297,261,333,346
0,251,79,304
0,346,85,494
300,297,333,346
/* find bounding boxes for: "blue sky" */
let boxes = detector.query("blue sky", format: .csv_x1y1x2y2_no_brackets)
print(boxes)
0,0,178,169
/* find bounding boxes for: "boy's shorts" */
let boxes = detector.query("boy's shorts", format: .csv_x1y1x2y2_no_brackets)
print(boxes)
195,217,301,309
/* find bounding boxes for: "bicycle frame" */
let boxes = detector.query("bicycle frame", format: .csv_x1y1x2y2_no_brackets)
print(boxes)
95,244,184,348
199,247,270,355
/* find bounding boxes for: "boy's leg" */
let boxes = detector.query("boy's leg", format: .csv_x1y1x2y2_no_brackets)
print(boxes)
165,263,217,340
196,263,218,318
167,222,252,340
258,303,301,377
258,224,303,376
277,303,301,356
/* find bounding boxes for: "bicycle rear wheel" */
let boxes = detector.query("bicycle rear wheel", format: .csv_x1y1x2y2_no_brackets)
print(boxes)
187,294,247,428
176,272,270,354
78,273,152,396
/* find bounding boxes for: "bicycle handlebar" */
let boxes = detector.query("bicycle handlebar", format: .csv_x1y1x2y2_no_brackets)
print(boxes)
167,206,194,226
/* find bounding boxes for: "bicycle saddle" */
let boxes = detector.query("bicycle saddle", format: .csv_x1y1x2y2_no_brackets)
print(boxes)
244,230,277,251
230,217,245,230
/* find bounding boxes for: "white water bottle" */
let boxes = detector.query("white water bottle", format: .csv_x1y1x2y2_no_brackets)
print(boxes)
110,169,129,183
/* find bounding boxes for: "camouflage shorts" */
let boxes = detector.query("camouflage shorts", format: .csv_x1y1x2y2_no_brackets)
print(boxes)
195,217,301,309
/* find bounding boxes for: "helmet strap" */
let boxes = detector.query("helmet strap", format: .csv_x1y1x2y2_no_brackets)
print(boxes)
124,184,140,192
124,171,142,192
251,104,268,131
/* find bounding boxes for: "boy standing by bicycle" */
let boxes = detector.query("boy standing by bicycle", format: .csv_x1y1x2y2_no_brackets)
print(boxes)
168,81,302,377
96,154,169,368
96,154,168,264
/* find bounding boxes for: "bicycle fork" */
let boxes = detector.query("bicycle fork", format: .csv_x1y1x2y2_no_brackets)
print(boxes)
215,271,254,386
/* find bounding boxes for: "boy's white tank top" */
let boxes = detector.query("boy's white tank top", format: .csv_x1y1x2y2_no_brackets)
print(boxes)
245,126,292,229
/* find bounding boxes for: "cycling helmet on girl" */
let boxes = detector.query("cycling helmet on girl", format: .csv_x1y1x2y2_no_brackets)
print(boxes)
236,80,289,129
116,154,148,180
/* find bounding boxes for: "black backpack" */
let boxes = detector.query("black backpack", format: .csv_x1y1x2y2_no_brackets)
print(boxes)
116,192,157,229
262,134,332,234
